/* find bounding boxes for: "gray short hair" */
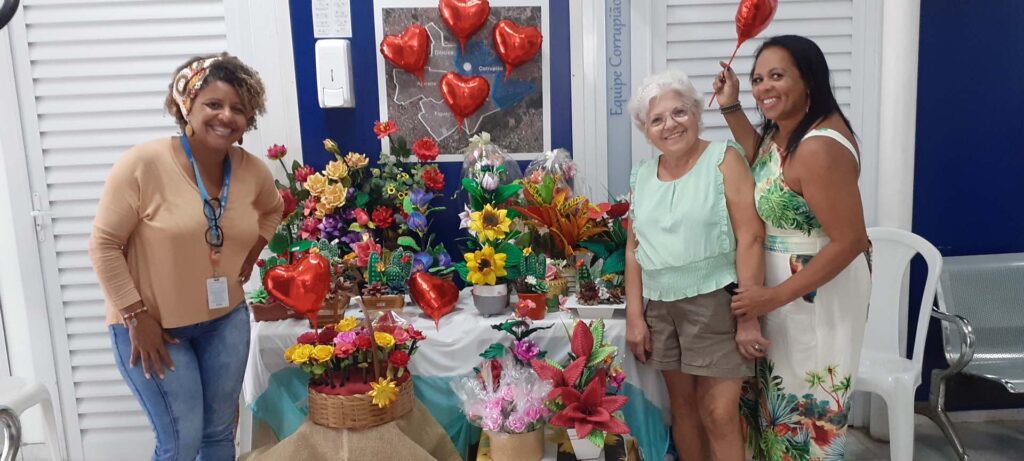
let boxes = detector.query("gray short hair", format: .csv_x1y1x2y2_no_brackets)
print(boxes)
628,70,704,132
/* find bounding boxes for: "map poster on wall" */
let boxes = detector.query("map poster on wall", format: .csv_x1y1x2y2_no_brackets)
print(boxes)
374,0,550,161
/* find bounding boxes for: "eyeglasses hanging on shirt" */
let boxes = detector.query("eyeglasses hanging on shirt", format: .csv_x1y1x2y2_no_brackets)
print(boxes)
181,135,233,310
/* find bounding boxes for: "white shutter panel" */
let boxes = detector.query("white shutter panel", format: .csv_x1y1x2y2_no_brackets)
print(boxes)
8,1,229,458
656,0,855,147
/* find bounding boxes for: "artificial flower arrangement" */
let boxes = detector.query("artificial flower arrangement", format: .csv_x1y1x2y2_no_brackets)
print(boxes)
575,198,630,305
512,247,550,320
358,248,413,312
283,311,426,428
530,319,629,454
450,319,555,460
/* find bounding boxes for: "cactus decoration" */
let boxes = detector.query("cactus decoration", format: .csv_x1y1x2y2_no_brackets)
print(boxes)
515,248,549,293
383,249,414,294
576,259,600,305
367,252,384,285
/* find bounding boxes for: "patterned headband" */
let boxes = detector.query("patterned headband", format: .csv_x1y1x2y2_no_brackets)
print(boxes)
171,57,222,118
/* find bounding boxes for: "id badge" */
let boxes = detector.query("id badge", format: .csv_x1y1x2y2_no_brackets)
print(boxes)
206,276,230,310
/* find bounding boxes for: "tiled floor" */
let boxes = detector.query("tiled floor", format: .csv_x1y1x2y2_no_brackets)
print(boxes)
847,416,1024,460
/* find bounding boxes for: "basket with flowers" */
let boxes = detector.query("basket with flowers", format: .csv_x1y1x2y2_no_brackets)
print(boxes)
283,311,426,429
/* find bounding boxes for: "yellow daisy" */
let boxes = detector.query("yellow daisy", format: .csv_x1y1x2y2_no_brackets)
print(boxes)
465,245,507,285
469,204,512,242
369,377,399,408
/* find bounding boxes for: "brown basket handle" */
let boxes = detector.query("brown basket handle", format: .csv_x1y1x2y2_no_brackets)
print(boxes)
362,316,383,379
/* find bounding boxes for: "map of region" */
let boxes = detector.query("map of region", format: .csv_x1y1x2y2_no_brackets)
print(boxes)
381,6,544,156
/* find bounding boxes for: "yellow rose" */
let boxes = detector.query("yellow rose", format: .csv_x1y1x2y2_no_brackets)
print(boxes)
312,345,334,363
324,160,350,181
304,173,328,196
336,317,358,332
284,343,300,362
323,139,340,156
345,152,369,169
320,183,346,209
374,332,395,348
291,344,314,364
315,201,334,219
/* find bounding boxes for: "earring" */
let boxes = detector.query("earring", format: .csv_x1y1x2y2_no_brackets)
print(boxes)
185,123,194,137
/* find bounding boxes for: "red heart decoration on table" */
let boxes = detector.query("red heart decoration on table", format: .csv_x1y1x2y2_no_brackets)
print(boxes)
439,0,491,53
380,23,431,84
493,19,542,79
408,272,459,330
264,251,331,328
440,72,490,128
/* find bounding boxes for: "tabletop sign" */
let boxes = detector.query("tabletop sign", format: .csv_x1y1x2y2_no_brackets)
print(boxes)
313,0,352,38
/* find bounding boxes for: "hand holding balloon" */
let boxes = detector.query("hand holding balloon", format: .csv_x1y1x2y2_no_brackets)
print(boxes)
708,0,778,107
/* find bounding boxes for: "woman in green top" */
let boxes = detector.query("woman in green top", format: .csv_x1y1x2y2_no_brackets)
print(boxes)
625,70,767,461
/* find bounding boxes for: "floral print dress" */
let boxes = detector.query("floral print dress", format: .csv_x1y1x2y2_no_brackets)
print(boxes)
742,128,871,461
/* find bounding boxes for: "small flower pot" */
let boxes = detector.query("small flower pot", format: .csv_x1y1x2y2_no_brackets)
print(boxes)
485,428,544,461
567,428,604,460
472,284,510,316
516,293,547,320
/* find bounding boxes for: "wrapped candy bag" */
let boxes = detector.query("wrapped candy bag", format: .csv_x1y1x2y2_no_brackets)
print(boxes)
449,354,552,434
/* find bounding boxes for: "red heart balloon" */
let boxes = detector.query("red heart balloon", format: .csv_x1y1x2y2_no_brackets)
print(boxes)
408,272,458,330
493,19,542,80
264,251,331,328
736,0,778,44
439,0,491,53
380,23,431,84
440,72,490,128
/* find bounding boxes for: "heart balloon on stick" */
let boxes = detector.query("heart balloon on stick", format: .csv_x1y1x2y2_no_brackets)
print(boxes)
493,19,542,79
264,249,331,329
440,72,490,128
408,272,459,330
708,0,779,107
439,0,491,53
380,23,431,85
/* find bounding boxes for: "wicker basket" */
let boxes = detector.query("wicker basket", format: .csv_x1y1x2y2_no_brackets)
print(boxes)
307,379,415,430
359,294,405,315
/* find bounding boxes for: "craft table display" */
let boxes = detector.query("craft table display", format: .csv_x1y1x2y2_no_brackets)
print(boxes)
477,428,642,461
243,292,671,460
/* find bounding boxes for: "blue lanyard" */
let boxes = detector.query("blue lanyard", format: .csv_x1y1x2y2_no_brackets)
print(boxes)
180,136,232,230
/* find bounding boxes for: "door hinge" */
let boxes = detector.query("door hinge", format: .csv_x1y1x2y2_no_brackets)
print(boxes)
30,192,51,243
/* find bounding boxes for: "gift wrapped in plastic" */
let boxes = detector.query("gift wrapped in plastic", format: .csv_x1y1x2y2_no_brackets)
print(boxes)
459,132,523,211
449,354,552,434
523,148,576,190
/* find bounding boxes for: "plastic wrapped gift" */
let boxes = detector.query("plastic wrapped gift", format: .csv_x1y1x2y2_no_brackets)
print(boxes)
523,148,576,190
460,132,523,192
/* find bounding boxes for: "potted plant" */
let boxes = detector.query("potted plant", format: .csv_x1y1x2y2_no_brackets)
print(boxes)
513,247,548,320
358,249,412,315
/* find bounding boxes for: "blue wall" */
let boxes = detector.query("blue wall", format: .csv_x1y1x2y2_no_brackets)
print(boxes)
912,1,1024,407
288,0,572,263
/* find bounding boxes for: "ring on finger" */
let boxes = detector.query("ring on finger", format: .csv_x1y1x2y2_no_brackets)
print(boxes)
752,344,764,352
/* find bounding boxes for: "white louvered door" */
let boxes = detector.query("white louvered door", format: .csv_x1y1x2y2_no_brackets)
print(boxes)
3,1,299,459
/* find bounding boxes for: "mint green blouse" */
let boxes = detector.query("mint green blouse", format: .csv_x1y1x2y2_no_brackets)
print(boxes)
628,140,742,301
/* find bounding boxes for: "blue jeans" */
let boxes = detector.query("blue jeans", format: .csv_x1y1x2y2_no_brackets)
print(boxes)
110,303,250,461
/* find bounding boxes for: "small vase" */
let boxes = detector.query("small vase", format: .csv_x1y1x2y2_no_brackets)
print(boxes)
485,428,544,461
472,284,510,316
567,428,604,460
516,292,547,320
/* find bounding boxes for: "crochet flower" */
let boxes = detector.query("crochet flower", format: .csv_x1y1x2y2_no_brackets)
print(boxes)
323,139,340,156
388,349,410,368
294,165,315,183
373,120,398,139
300,217,321,240
354,335,372,350
372,206,394,229
412,251,432,273
290,344,314,364
407,211,427,233
345,152,369,169
469,204,512,242
324,159,349,181
279,189,296,219
304,173,328,196
374,332,395,348
266,144,287,160
436,250,452,268
336,317,358,332
349,235,381,267
334,341,355,358
548,371,629,438
369,377,399,408
513,339,540,363
422,166,445,191
465,245,507,285
412,137,439,162
318,214,343,241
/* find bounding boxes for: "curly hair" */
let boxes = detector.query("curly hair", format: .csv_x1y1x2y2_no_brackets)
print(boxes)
164,53,267,132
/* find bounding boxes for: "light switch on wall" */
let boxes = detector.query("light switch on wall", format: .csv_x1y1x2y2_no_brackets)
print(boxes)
315,39,355,108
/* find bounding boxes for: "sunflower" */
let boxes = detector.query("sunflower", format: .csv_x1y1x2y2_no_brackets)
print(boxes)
469,204,512,242
465,244,507,285
369,377,399,408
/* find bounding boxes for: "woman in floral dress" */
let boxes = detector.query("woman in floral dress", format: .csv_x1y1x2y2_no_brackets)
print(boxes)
711,35,872,460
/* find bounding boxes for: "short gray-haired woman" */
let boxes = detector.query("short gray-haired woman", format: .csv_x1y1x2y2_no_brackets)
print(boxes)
624,70,767,461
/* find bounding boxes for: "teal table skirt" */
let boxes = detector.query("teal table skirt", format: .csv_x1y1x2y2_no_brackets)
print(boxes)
249,370,668,461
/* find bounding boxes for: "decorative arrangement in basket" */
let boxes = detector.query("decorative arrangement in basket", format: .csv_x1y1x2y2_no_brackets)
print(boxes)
283,311,426,429
451,318,554,461
359,249,412,314
453,133,526,316
531,319,629,459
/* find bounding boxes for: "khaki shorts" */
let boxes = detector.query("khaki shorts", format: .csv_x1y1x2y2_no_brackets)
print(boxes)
644,288,753,377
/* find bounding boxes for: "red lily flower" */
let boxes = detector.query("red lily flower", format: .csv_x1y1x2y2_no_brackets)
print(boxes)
548,370,630,438
531,320,594,399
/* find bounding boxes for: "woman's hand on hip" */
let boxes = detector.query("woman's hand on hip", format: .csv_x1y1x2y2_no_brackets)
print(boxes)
713,61,741,106
238,252,259,285
128,313,178,380
626,315,652,364
731,285,784,319
735,317,770,360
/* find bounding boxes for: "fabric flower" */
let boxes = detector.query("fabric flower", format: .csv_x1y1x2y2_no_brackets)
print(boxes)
294,165,315,183
458,206,473,231
279,189,296,219
507,414,528,433
412,251,432,273
300,216,321,240
422,166,445,191
311,344,334,363
372,206,394,229
407,211,427,233
374,332,395,348
513,339,540,363
318,214,343,241
392,328,410,344
323,139,340,156
354,335,372,350
410,188,434,208
336,317,358,332
548,372,629,438
412,137,439,162
334,341,355,358
290,344,314,364
388,350,410,368
345,152,369,169
469,204,512,242
304,173,328,196
369,377,399,408
297,331,318,345
350,235,382,268
436,250,452,268
354,208,370,226
465,245,507,285
481,172,499,191
266,144,287,160
373,120,398,139
324,159,349,180
320,183,346,209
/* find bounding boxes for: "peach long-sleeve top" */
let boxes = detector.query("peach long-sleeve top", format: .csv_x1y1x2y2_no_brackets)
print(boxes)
89,138,284,328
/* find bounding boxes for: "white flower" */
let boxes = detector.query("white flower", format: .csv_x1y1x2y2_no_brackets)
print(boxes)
525,275,538,285
481,172,499,191
459,205,475,234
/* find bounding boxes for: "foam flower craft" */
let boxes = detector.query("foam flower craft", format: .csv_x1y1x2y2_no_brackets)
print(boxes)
369,377,399,408
548,370,629,439
530,320,594,395
469,204,512,242
465,244,507,285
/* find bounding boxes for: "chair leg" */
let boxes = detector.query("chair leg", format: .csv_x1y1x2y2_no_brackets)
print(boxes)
0,407,22,461
924,373,969,460
37,391,64,461
886,394,915,461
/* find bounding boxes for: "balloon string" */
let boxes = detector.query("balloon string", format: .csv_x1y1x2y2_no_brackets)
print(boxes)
708,43,741,108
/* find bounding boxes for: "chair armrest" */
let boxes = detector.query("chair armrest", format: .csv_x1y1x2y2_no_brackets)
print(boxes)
931,307,975,379
0,405,22,461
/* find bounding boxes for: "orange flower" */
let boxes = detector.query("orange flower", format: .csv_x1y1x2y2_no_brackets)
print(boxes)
373,120,398,139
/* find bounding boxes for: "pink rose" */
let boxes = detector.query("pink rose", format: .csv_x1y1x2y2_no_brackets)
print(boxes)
334,342,355,358
354,208,370,226
392,328,409,344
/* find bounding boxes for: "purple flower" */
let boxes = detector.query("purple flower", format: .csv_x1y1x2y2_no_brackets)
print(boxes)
512,339,540,363
318,214,343,241
436,250,452,268
340,232,362,246
408,211,427,233
410,188,434,208
412,251,433,273
523,404,545,422
507,414,528,433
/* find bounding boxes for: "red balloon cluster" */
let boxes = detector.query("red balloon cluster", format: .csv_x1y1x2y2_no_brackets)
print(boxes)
407,272,459,330
440,72,490,128
264,251,331,329
439,0,491,53
493,19,542,80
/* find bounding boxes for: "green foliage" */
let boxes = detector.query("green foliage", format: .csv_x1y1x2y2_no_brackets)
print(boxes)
397,236,420,251
480,343,506,360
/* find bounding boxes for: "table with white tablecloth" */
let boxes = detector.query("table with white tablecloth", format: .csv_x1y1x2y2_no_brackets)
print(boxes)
242,292,671,460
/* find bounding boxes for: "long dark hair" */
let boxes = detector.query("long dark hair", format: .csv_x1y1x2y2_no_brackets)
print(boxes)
752,35,854,157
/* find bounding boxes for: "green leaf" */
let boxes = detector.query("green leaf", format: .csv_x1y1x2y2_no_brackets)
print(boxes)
268,232,289,254
479,343,507,359
462,177,482,198
291,159,302,170
348,223,365,232
494,183,523,204
585,430,606,449
601,248,626,275
587,346,617,367
289,240,314,253
579,240,613,259
543,359,565,371
397,236,420,251
590,319,605,350
403,196,414,214
356,192,370,208
453,262,469,283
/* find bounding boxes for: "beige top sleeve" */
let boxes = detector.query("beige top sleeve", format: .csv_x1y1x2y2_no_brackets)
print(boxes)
88,149,144,311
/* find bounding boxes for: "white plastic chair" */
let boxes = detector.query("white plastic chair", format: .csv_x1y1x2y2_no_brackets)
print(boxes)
855,227,942,461
1,406,21,461
0,378,64,461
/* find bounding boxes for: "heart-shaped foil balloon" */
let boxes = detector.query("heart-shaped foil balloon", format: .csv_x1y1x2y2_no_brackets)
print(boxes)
493,19,542,79
439,0,491,53
440,72,490,128
408,272,459,330
380,23,431,84
264,251,331,328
